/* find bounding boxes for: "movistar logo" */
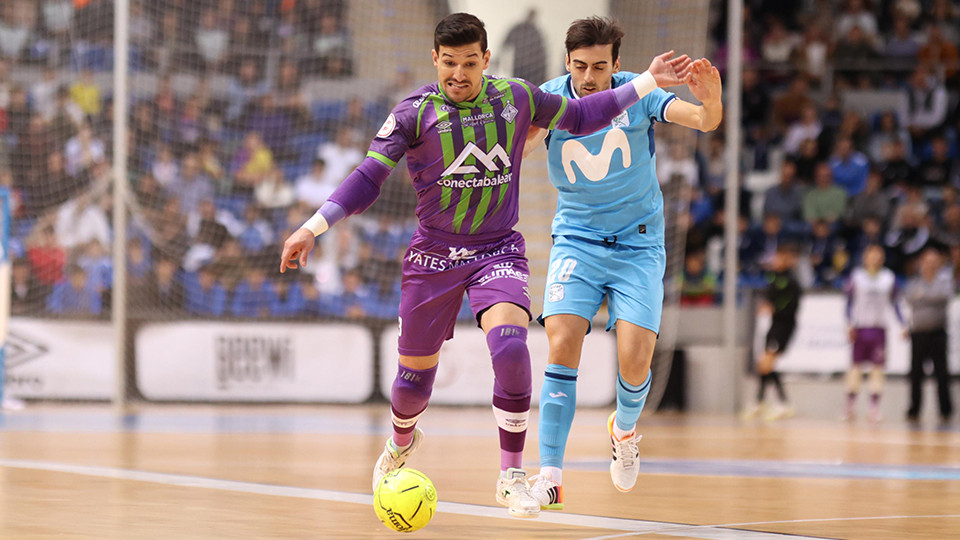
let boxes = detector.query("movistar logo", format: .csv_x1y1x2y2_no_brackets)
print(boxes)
560,128,630,184
442,142,512,176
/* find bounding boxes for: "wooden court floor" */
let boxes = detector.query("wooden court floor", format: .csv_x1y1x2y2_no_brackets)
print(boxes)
0,405,958,539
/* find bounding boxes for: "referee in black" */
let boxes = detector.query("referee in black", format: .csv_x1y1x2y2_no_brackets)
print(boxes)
904,247,955,422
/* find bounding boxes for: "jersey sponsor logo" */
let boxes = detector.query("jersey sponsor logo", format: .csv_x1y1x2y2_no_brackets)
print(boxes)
462,112,495,127
477,265,528,286
447,247,478,261
442,141,512,177
500,102,518,123
436,120,453,133
560,128,631,183
438,172,512,189
548,283,564,302
412,91,435,108
376,113,396,138
612,110,629,128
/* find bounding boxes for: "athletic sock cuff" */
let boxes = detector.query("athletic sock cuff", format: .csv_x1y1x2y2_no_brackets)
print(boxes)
545,364,578,380
618,373,651,393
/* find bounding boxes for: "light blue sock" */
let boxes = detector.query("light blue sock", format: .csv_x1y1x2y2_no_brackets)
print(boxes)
538,364,578,469
615,372,651,433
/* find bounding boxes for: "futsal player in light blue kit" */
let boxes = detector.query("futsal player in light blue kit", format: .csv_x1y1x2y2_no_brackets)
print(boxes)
524,17,723,508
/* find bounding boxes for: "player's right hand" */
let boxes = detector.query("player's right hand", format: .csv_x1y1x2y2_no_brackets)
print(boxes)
280,228,317,273
648,50,692,88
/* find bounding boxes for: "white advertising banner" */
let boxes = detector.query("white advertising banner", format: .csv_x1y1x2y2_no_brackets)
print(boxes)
755,294,960,375
380,324,617,406
136,322,374,402
4,318,114,399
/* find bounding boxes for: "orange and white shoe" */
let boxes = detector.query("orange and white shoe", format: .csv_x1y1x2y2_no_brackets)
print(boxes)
607,412,641,492
528,473,564,510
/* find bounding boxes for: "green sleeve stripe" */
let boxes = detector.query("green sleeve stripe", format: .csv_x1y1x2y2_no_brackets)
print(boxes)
416,101,428,139
547,97,568,130
509,79,536,120
366,151,397,169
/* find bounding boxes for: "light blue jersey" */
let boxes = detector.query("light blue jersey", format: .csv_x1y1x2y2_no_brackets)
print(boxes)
541,71,676,247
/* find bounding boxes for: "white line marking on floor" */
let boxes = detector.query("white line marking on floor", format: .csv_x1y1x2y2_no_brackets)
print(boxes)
0,458,818,539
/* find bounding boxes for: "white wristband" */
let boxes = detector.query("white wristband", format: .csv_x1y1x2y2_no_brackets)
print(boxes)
301,212,329,237
631,71,657,100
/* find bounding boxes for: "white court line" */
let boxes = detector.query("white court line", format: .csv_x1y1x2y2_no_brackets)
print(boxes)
0,458,817,540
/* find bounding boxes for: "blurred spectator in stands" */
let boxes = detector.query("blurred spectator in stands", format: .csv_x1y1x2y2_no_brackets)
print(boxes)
657,144,698,187
70,69,101,118
29,150,78,213
927,0,960,43
195,139,225,187
11,116,48,203
0,1,33,60
173,96,205,156
846,169,890,226
185,199,230,247
738,214,767,278
808,218,849,287
11,258,48,315
829,137,871,196
741,68,771,137
793,21,830,86
254,167,295,210
891,185,930,230
885,11,921,68
868,111,911,163
300,276,336,318
679,249,718,306
310,12,352,77
342,96,382,140
141,254,184,312
761,19,801,82
295,158,334,207
0,60,9,110
794,138,821,184
836,0,878,42
55,190,110,250
232,132,274,196
763,159,806,228
134,172,169,220
834,25,881,87
31,68,59,121
5,86,30,137
170,153,215,218
237,204,273,253
183,264,227,317
783,104,821,155
128,1,156,55
274,61,310,126
886,201,932,274
226,59,267,123
126,236,152,291
502,8,547,85
772,77,815,134
47,264,101,317
329,267,368,320
270,272,306,318
231,263,273,318
915,135,956,192
65,124,106,177
76,238,112,301
153,75,178,134
879,138,914,188
848,215,886,267
152,144,179,188
804,162,848,227
934,203,960,248
700,135,726,202
196,8,229,72
247,94,292,157
907,65,948,145
918,24,959,83
317,126,362,185
27,219,65,286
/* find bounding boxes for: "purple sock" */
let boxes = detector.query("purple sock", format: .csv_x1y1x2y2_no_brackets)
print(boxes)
487,325,532,471
847,392,857,408
390,363,437,448
870,393,880,407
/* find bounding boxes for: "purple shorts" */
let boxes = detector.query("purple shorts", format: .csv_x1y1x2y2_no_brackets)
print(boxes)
397,229,532,356
853,327,886,365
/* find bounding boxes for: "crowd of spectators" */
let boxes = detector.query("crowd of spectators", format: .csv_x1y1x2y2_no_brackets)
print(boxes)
0,0,420,321
677,0,960,305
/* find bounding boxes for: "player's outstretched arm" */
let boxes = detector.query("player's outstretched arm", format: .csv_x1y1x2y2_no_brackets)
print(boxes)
664,58,723,133
547,50,692,136
522,127,548,158
279,157,391,273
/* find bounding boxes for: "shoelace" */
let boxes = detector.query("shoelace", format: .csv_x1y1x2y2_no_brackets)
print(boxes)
614,436,639,469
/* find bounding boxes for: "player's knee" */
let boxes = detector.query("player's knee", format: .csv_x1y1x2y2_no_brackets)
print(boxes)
488,326,532,397
391,366,436,410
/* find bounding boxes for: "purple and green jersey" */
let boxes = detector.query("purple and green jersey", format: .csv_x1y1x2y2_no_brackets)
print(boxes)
325,75,644,244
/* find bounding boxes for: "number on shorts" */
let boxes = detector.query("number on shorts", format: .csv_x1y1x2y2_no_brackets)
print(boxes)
548,258,577,283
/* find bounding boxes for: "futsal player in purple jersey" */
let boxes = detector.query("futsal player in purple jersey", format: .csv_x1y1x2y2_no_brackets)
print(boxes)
279,12,691,517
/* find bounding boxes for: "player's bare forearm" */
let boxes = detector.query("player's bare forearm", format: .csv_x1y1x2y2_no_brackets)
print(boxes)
522,127,547,158
699,99,723,132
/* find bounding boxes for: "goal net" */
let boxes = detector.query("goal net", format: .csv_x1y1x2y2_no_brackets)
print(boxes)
1,0,709,405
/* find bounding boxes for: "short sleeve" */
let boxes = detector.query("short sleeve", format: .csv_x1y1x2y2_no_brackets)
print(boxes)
527,81,569,131
366,99,419,169
645,87,677,124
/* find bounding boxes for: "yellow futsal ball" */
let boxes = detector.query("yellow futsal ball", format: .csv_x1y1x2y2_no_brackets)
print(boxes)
373,468,437,533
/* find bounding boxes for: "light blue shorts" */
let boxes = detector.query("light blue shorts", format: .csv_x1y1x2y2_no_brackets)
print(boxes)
539,235,665,333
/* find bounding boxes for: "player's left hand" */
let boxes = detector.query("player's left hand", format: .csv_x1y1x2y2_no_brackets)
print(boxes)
687,58,721,103
648,50,693,88
280,228,316,273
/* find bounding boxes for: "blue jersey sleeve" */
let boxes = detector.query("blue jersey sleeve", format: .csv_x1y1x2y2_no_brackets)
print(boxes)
645,88,677,124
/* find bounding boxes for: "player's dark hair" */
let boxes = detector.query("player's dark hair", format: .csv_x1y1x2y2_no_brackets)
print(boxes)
434,13,487,53
565,17,625,61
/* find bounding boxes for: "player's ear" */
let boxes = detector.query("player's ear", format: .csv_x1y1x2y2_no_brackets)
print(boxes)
482,49,491,70
613,56,621,73
565,54,571,73
431,49,439,68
